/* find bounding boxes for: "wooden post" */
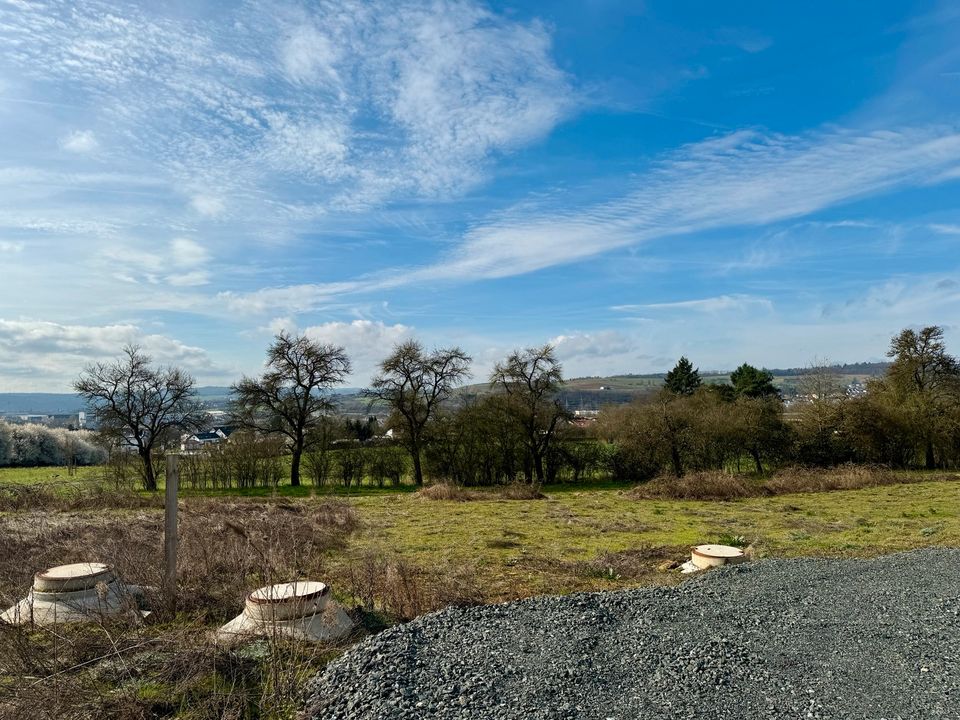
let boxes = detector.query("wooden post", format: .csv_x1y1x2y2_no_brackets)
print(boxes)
164,453,179,607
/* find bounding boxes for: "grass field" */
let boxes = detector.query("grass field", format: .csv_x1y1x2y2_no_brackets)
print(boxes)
0,465,104,485
1,467,958,718
2,466,958,600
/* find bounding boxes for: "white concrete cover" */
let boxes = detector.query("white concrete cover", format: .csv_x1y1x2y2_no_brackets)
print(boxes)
2,562,143,626
690,544,747,570
693,545,745,559
246,581,331,622
34,562,115,592
250,581,326,602
217,580,353,646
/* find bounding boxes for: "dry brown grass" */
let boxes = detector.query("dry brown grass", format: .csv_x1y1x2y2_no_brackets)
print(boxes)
514,544,686,590
416,482,480,501
497,482,547,500
763,464,954,494
338,552,483,621
0,481,160,512
630,471,757,501
0,497,363,720
630,464,959,501
416,482,546,502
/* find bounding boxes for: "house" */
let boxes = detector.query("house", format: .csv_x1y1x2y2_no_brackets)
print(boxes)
180,425,237,452
212,426,236,440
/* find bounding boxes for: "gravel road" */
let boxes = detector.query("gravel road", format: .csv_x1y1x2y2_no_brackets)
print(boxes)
304,549,960,719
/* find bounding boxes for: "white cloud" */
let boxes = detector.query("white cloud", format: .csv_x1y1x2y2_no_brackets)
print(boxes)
190,194,227,217
100,237,210,287
302,319,413,383
166,270,210,287
408,125,960,281
265,316,297,335
0,0,573,214
218,281,364,315
549,330,636,359
0,241,24,253
59,129,99,154
613,294,774,313
929,223,960,235
170,238,209,267
0,318,218,391
261,113,350,182
279,24,342,87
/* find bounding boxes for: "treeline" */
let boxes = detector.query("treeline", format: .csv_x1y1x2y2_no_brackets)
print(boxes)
72,324,960,491
0,422,107,469
600,326,960,479
174,427,408,491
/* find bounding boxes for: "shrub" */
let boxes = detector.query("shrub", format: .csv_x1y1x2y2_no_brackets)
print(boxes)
630,471,756,500
0,422,107,468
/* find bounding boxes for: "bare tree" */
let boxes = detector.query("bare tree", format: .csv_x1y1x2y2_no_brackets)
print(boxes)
490,344,569,485
794,358,847,465
232,332,350,487
368,340,471,485
75,345,204,491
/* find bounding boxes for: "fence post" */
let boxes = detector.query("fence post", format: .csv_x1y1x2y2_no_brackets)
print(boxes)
164,453,179,608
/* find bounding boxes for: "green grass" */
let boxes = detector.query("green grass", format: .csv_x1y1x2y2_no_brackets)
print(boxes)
0,465,105,485
2,467,958,718
180,481,421,498
336,477,960,599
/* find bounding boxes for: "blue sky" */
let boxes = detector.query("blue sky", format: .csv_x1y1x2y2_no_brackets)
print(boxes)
1,0,959,391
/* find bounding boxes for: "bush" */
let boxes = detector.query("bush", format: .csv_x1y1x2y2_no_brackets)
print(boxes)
630,471,756,500
0,422,107,468
416,483,478,501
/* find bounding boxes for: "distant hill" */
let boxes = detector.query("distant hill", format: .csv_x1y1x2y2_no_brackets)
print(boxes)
0,393,86,415
0,386,367,417
0,364,888,417
461,361,892,411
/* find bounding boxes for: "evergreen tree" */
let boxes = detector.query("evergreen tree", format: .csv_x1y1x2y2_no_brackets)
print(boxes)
664,356,702,396
730,363,779,399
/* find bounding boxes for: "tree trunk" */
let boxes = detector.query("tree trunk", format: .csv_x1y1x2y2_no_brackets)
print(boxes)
290,444,302,487
140,447,157,492
925,440,936,470
533,452,545,485
670,445,683,478
411,441,424,486
751,448,763,474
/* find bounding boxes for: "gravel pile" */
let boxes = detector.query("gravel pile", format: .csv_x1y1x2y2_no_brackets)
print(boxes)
304,549,960,719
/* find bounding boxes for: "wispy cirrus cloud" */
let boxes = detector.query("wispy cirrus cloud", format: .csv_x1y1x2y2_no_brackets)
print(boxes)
100,238,212,287
218,123,960,316
416,125,960,281
929,223,960,235
0,0,573,215
613,294,773,313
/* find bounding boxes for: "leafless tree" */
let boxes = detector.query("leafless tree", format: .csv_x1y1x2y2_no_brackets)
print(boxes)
75,345,204,491
368,340,471,485
232,332,350,487
490,344,569,485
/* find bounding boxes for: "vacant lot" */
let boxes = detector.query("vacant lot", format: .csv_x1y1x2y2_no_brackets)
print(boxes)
0,470,958,718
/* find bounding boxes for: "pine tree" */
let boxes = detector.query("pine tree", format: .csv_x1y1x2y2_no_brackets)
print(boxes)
730,363,779,399
664,356,702,396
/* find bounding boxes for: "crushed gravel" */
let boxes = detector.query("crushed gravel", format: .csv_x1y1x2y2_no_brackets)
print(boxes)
304,549,960,719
